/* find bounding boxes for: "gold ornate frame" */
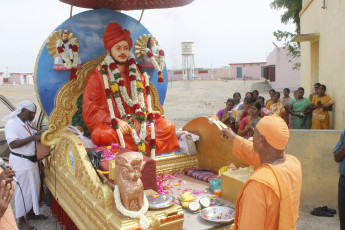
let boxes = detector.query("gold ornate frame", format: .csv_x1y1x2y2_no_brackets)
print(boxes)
41,54,164,147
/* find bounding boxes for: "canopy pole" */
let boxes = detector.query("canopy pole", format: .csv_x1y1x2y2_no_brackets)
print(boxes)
70,5,73,19
139,9,145,23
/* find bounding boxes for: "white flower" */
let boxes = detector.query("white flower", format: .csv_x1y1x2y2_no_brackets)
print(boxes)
56,38,79,69
100,54,156,157
114,185,150,230
144,47,165,73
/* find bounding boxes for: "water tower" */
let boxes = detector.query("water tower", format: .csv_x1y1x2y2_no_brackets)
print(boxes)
181,42,195,80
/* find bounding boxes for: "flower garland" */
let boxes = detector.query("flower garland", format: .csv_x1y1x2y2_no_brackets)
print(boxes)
100,53,157,158
114,185,150,229
56,38,79,69
143,47,165,83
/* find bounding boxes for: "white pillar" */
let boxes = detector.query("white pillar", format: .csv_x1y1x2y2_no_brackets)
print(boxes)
182,55,186,80
191,55,195,77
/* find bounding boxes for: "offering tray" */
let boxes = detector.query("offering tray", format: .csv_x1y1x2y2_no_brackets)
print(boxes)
200,206,235,223
147,194,174,209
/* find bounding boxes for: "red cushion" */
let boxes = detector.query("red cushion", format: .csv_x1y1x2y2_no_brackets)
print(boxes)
100,147,157,192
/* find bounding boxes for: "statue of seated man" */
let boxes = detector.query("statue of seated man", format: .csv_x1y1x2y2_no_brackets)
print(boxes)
54,31,82,69
82,23,179,156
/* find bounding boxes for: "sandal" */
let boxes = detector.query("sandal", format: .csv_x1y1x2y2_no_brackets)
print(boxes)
320,206,336,214
310,209,334,217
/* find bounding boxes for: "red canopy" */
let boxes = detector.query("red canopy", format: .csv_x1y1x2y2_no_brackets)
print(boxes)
59,0,195,10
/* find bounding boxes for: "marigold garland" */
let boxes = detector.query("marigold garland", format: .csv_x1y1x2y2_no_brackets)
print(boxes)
100,53,156,158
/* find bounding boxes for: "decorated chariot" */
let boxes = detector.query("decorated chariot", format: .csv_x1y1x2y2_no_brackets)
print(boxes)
34,1,248,229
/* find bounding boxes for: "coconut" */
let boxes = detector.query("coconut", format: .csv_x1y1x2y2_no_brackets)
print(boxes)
188,201,201,212
200,197,211,208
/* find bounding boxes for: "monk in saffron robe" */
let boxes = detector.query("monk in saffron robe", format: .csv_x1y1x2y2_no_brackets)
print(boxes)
83,23,179,155
221,114,302,230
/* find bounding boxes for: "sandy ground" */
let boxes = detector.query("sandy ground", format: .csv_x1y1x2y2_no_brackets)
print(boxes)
0,80,341,230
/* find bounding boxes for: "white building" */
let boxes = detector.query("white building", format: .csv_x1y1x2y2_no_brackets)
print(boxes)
4,73,34,85
264,47,300,90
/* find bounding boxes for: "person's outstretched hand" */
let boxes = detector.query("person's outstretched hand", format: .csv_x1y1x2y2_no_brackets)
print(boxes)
221,128,237,142
0,180,13,218
0,167,15,184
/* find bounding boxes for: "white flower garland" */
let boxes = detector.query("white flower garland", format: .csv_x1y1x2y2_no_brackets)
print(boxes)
56,39,79,69
100,53,156,158
114,185,150,229
143,47,165,72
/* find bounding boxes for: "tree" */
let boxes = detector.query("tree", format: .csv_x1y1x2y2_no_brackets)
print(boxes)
270,0,302,69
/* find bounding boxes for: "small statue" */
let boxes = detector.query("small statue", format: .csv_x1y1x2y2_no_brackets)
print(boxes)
115,151,146,211
47,29,82,80
143,37,159,64
54,31,82,70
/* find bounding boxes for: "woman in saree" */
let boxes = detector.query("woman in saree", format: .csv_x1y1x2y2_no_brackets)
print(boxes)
265,89,275,108
217,98,236,129
310,84,334,129
257,96,272,117
281,88,291,126
238,102,262,139
287,87,311,129
267,92,285,118
232,92,244,111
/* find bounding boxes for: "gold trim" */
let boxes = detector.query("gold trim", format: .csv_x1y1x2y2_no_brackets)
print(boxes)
45,131,184,229
155,153,198,175
300,0,314,17
149,81,164,115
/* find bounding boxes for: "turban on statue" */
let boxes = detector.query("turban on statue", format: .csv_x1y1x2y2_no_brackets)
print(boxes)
2,100,36,122
103,23,133,50
256,114,289,150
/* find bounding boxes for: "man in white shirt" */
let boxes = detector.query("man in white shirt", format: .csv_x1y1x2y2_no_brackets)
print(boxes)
3,100,47,230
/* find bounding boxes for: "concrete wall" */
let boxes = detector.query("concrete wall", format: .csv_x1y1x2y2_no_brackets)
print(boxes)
0,73,3,85
266,47,300,90
168,68,230,81
286,130,342,207
299,0,345,129
229,63,266,80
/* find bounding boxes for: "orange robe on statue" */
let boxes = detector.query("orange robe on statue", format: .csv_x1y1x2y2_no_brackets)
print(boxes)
232,136,302,230
82,64,179,155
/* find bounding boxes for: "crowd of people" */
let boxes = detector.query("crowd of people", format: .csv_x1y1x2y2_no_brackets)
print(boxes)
217,82,335,139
